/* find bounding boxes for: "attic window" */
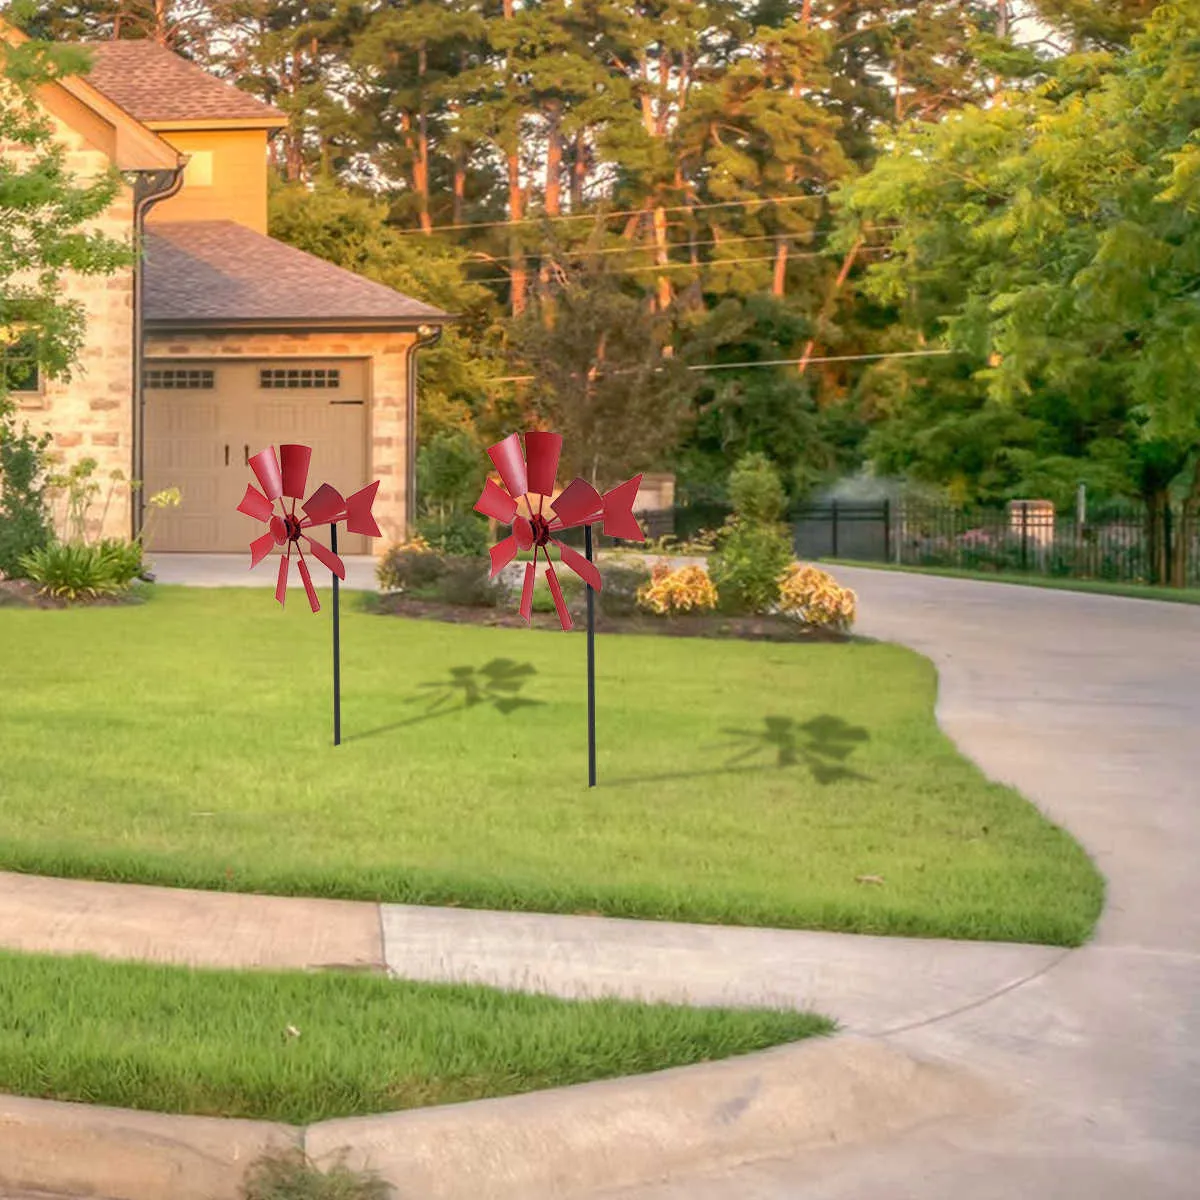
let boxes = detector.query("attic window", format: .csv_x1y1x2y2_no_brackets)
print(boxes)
2,330,39,393
259,368,341,389
145,368,215,389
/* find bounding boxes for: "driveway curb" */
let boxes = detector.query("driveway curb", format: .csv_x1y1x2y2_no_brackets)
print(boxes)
0,1036,997,1200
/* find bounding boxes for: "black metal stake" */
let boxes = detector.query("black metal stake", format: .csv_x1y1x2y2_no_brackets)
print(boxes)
331,522,341,747
585,523,596,788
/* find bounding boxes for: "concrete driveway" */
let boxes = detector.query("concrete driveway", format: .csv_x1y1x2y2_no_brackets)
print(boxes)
601,570,1200,1200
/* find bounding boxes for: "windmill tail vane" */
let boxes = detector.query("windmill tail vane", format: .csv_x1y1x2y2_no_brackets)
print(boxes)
236,442,381,613
473,431,646,630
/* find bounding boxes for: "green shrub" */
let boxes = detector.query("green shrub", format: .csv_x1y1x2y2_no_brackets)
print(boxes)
598,562,651,617
416,509,488,556
709,522,792,613
18,540,128,601
727,452,786,524
436,555,496,606
709,453,793,614
377,540,447,593
241,1148,390,1200
0,404,53,578
532,565,583,614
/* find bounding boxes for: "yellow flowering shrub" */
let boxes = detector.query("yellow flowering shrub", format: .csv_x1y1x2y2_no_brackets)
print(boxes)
778,563,857,632
636,561,719,615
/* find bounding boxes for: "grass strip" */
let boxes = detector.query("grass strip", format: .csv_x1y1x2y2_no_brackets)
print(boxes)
0,949,831,1124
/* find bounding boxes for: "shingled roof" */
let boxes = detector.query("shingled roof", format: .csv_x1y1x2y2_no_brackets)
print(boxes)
72,40,286,126
144,222,451,329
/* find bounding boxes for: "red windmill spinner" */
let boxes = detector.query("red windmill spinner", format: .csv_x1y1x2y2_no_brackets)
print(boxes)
473,431,645,630
237,443,381,612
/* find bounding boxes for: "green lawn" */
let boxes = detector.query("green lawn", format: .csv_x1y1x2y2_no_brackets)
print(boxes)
0,949,828,1122
822,558,1200,604
0,586,1103,945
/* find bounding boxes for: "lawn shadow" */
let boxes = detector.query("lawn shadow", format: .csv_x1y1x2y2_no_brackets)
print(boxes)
343,658,542,744
602,714,871,788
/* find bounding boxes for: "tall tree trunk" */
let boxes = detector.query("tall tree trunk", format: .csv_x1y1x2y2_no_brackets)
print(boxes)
452,154,466,225
570,129,587,210
544,103,563,218
508,151,527,316
154,0,170,44
415,42,432,234
651,202,672,311
797,238,862,379
504,0,526,315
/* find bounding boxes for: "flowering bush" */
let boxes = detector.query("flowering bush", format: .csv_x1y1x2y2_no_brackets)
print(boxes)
636,561,719,616
777,563,857,632
377,536,444,592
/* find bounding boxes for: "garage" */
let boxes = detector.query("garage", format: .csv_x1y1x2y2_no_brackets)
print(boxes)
144,358,371,553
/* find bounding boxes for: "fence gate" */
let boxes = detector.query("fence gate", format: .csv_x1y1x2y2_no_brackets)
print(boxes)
793,501,891,562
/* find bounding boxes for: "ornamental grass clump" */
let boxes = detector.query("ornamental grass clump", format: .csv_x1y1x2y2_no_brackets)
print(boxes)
636,561,719,615
778,563,857,632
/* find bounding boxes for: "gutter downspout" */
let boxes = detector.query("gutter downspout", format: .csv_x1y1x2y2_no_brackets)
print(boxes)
131,165,185,540
405,322,443,537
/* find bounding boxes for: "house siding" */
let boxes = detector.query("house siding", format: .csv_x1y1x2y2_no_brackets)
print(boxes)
144,329,415,550
11,111,135,542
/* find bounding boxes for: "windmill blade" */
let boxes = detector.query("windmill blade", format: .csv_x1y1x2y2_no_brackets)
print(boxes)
303,534,346,580
279,444,312,499
237,484,274,523
297,554,321,613
489,535,519,577
344,480,382,538
549,477,603,529
249,532,276,568
487,432,528,500
545,560,573,631
249,446,284,502
302,482,346,525
513,515,534,550
475,478,518,523
518,558,536,622
601,475,645,541
524,431,562,497
554,539,602,591
275,548,290,606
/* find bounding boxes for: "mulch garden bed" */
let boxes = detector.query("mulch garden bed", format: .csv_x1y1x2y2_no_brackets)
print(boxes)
366,592,848,642
0,579,146,610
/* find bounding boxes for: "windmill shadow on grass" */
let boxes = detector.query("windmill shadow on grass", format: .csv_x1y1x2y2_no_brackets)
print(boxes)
602,714,871,788
343,658,542,743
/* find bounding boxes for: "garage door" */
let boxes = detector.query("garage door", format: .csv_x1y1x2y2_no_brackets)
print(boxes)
144,359,370,554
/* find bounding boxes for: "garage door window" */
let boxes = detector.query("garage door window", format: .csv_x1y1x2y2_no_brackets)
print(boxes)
259,367,341,389
146,368,215,389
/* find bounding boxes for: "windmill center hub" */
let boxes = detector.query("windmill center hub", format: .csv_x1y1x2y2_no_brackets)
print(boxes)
283,515,302,542
529,514,552,546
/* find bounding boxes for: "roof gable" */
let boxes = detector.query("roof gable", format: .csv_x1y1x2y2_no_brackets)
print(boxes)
70,40,287,129
0,22,179,170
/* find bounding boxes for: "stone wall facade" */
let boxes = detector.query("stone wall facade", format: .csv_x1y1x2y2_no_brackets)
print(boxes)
11,112,136,542
144,329,416,549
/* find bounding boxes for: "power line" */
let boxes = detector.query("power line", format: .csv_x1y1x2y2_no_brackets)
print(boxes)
467,227,902,265
468,245,890,283
488,348,956,383
697,349,955,370
394,192,842,237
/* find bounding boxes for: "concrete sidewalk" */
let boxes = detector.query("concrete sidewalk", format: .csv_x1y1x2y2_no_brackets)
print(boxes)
147,552,379,590
0,871,1057,1037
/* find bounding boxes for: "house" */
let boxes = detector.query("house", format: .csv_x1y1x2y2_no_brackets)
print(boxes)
5,31,449,554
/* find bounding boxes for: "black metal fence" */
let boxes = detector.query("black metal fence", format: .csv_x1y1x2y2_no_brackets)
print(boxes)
792,499,1200,588
641,498,1200,588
